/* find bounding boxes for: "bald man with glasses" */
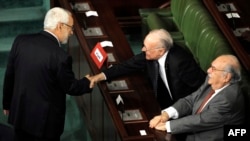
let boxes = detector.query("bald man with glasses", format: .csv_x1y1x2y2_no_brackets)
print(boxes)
149,54,245,141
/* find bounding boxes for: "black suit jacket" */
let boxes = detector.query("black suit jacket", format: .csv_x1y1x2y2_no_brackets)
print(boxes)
3,31,92,138
103,44,206,108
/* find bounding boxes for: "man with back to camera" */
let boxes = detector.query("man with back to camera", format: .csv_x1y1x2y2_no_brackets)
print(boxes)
2,7,93,141
89,29,206,109
149,54,245,141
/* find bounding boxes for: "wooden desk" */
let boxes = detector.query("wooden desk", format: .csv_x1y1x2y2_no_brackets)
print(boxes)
203,0,250,72
52,0,175,140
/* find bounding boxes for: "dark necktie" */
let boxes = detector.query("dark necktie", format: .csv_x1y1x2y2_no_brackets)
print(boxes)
196,89,215,114
153,60,173,109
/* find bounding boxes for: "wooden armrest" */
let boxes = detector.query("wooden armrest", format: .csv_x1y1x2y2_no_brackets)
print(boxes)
159,1,171,9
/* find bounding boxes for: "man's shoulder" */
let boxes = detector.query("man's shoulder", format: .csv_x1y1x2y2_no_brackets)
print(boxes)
14,32,41,41
168,44,194,60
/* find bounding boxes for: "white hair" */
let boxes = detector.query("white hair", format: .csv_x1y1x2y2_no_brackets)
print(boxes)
44,7,71,30
148,29,173,50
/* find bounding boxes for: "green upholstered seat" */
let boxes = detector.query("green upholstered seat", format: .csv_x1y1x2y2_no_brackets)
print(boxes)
139,8,172,18
146,13,184,41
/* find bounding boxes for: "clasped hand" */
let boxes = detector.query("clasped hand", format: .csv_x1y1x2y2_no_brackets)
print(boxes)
85,73,106,88
149,112,169,131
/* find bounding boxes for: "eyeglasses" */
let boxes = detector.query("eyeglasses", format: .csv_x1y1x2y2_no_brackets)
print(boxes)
62,23,74,30
210,66,228,72
142,46,164,51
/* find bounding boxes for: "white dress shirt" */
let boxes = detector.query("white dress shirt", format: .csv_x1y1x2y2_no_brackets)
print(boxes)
157,51,173,99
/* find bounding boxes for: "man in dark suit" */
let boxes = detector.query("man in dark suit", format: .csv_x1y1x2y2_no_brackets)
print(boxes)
149,55,245,141
89,29,206,109
2,7,92,141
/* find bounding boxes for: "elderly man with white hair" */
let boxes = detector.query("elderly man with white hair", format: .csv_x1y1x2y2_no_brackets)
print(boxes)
2,7,92,141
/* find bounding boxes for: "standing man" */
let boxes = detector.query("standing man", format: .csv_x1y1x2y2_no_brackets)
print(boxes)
2,7,92,141
89,29,206,109
149,55,245,141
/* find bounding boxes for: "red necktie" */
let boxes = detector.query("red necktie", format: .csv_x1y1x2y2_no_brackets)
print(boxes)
196,89,215,114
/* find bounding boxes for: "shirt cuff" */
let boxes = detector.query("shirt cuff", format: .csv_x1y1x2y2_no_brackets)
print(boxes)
102,72,107,80
162,106,178,119
166,121,171,133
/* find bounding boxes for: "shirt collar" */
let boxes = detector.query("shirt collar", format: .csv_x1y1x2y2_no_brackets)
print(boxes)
158,51,168,65
214,84,230,94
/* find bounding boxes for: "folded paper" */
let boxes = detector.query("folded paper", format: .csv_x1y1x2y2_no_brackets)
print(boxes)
85,11,98,17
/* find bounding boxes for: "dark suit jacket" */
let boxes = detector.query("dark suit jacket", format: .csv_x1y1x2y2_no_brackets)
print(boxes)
2,31,92,138
170,77,245,141
103,44,206,109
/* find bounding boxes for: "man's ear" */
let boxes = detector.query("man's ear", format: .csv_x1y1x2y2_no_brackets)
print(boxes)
57,23,63,30
224,72,232,83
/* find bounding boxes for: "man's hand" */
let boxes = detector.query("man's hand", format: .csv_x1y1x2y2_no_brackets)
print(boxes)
149,115,161,128
85,74,94,88
155,122,167,131
149,112,170,129
160,111,169,122
87,73,106,88
3,110,9,116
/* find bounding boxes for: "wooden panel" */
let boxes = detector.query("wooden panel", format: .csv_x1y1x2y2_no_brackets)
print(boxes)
203,0,250,72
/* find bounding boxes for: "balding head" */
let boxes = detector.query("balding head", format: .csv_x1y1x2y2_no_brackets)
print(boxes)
207,54,241,90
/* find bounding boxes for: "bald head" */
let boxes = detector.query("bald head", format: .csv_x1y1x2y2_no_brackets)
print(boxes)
207,55,241,89
145,29,173,50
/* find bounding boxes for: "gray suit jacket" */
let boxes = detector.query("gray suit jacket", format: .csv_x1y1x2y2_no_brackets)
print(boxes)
170,77,245,141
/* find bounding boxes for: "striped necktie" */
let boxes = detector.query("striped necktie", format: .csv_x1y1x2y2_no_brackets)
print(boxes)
196,89,215,114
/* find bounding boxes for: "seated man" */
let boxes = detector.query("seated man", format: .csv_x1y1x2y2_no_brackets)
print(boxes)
89,29,206,109
149,54,245,141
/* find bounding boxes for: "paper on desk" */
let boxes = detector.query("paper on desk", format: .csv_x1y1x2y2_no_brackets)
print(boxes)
116,95,124,105
226,12,240,18
100,41,113,47
139,130,147,136
85,11,98,17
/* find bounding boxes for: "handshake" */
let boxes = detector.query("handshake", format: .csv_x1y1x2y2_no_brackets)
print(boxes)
85,72,106,88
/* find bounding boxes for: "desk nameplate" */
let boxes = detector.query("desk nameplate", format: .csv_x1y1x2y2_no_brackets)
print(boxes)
106,79,134,93
82,27,108,38
106,80,129,91
119,108,148,124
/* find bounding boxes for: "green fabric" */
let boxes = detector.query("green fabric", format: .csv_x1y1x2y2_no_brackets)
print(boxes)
139,8,172,18
146,13,184,41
